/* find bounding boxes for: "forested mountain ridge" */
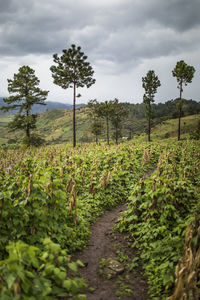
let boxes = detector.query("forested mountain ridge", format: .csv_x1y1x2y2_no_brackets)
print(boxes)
0,97,84,114
124,98,200,119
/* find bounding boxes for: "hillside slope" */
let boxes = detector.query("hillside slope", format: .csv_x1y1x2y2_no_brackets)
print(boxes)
36,106,91,144
0,99,200,146
0,106,92,145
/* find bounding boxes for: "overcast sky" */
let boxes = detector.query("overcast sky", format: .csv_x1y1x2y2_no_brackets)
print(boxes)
0,0,200,104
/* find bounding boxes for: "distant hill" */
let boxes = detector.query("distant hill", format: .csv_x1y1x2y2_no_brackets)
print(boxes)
0,98,200,146
0,97,84,114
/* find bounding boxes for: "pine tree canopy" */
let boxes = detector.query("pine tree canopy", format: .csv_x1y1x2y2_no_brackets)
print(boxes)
50,44,95,89
0,65,48,140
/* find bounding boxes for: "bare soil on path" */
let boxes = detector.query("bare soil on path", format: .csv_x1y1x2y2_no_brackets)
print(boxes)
73,204,149,300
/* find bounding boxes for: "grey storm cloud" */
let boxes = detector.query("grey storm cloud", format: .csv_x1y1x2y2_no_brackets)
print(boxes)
0,0,200,72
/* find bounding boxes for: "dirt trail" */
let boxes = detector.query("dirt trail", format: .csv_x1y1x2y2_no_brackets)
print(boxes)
73,204,148,300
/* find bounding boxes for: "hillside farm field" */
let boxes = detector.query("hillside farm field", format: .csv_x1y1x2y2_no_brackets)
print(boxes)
0,104,199,147
0,140,200,299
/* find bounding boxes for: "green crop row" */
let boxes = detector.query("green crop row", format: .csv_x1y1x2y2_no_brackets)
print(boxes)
117,140,200,299
0,141,161,299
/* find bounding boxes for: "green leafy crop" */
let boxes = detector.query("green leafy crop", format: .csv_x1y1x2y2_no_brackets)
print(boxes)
117,140,200,299
0,141,160,298
0,238,86,299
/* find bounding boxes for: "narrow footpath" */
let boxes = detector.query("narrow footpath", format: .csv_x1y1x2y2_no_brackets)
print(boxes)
73,204,148,300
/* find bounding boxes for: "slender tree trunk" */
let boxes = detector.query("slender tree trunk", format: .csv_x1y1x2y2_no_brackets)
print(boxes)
178,108,181,141
26,125,30,139
115,127,118,145
148,117,151,142
95,135,98,144
26,111,30,139
73,83,76,148
178,82,182,141
106,116,109,145
129,129,132,140
148,103,151,142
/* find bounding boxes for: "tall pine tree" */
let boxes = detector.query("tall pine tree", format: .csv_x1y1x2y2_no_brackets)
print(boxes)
142,70,161,142
50,44,95,147
172,60,195,140
1,66,48,145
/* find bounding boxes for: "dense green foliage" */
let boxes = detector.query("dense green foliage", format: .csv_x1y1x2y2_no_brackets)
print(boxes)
0,141,159,298
117,141,200,299
0,239,86,299
0,140,199,298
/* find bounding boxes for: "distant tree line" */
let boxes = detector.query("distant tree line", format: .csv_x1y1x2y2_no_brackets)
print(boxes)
124,99,200,120
87,98,200,144
0,43,198,146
